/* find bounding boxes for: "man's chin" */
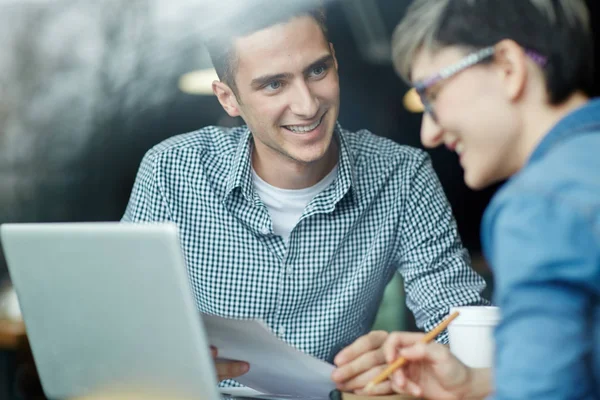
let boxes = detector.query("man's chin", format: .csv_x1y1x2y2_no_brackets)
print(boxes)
290,142,336,166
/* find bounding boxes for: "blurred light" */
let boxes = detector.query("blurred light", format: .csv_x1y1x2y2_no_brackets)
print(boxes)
178,68,219,95
403,88,424,113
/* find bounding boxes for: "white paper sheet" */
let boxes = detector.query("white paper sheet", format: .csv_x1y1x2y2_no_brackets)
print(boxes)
202,313,335,399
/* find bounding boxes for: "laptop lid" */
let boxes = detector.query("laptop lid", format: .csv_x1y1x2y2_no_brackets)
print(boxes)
1,222,220,400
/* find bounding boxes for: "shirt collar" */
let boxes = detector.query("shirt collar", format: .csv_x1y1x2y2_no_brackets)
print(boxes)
528,98,600,165
223,122,358,206
224,127,255,203
333,122,358,205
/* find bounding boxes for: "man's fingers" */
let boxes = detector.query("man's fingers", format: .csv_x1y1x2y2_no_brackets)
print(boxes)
215,360,250,381
331,347,386,383
334,331,388,366
382,332,426,363
334,364,388,392
211,345,252,379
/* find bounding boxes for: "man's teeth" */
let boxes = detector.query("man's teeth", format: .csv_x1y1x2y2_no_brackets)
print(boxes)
286,118,321,133
455,142,464,155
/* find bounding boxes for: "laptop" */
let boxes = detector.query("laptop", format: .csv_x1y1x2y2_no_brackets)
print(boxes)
1,222,221,400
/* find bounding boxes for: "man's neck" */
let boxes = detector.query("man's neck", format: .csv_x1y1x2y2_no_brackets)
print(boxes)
517,91,589,169
252,141,339,190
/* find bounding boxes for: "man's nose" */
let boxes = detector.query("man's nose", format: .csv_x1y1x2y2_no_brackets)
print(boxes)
289,81,319,118
420,113,444,148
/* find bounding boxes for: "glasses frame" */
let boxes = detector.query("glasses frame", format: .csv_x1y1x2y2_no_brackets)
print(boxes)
413,46,547,122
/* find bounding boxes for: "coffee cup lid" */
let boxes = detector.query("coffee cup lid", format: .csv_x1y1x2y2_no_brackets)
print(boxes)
449,306,500,324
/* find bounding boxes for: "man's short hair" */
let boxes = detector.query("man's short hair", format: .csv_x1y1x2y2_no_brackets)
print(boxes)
204,3,328,94
391,0,594,104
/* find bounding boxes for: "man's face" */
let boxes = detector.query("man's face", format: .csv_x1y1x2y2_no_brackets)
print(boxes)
411,47,521,190
223,16,340,168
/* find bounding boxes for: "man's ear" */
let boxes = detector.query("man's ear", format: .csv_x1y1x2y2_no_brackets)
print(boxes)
329,43,339,71
494,39,528,102
212,81,241,117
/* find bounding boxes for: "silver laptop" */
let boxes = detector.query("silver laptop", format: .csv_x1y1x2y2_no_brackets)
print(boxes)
1,222,221,400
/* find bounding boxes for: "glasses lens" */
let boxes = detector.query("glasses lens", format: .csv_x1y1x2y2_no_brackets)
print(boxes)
416,86,437,122
422,100,436,121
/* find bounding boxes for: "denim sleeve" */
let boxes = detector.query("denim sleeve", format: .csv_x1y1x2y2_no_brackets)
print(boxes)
398,154,489,343
484,194,599,400
121,149,172,223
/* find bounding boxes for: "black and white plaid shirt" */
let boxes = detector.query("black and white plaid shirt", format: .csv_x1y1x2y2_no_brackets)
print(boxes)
122,123,488,369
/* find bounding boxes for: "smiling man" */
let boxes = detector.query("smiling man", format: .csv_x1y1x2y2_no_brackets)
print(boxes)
122,5,488,387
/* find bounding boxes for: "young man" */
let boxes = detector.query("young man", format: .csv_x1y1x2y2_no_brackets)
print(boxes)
332,0,599,399
122,6,488,385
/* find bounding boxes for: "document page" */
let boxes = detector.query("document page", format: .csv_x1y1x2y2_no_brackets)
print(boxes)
202,313,335,399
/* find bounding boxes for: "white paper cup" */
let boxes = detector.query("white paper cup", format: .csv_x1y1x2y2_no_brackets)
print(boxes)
448,306,500,368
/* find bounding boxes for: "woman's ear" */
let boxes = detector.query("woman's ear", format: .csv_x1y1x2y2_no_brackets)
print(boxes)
494,39,529,102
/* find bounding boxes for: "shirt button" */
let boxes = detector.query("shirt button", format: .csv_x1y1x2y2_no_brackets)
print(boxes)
260,226,270,235
286,265,293,275
278,325,286,336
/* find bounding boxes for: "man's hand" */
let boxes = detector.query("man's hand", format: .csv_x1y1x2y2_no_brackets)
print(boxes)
380,332,480,400
210,346,250,381
330,331,394,395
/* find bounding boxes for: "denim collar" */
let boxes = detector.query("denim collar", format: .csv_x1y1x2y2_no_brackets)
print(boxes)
528,97,600,165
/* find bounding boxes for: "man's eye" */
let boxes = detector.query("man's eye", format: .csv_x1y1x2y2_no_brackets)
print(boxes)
265,81,282,91
310,65,327,77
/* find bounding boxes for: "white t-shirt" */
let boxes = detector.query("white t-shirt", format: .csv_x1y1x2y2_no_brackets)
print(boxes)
251,165,338,244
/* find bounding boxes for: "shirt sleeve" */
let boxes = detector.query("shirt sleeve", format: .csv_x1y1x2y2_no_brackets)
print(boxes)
398,154,489,343
121,149,172,223
484,193,599,400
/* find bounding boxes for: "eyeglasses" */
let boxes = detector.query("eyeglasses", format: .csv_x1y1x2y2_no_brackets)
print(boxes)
413,46,548,123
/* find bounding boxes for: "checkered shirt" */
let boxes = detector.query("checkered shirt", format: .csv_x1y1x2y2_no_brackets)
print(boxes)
122,123,489,384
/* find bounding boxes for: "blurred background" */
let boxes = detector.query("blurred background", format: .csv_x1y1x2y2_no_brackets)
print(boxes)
0,0,598,398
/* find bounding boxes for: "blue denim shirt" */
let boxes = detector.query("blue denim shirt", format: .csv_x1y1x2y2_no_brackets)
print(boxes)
482,98,600,399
